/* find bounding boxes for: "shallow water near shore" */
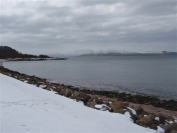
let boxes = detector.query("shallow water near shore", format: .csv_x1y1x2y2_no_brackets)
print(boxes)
4,55,177,100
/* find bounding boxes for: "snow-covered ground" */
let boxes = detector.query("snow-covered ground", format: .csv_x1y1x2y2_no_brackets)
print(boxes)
0,73,160,133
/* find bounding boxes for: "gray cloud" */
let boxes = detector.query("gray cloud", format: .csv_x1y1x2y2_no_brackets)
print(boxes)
133,1,177,16
0,0,176,55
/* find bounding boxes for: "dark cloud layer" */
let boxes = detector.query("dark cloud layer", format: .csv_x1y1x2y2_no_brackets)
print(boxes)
0,0,176,55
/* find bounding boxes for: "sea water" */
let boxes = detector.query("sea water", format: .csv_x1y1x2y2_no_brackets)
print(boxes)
4,55,177,100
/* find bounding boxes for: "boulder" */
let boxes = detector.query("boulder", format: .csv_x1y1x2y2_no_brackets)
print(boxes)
0,66,4,72
122,102,129,108
171,130,177,133
59,88,66,95
109,101,123,112
151,124,158,130
129,112,138,123
165,123,177,133
78,93,91,104
138,115,155,128
157,113,166,124
45,85,51,91
137,115,144,120
28,79,37,85
71,92,91,104
88,96,103,104
86,101,97,109
79,93,91,99
116,108,126,114
64,90,72,97
54,87,61,93
138,117,147,127
71,91,81,99
134,107,144,115
167,116,175,122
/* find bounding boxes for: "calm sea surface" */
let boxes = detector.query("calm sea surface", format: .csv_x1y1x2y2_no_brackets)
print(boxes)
4,55,177,100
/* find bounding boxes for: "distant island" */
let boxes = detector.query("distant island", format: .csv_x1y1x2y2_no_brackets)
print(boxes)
81,51,177,56
0,46,67,61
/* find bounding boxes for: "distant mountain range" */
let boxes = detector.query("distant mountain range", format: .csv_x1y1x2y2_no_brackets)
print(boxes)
81,51,177,56
48,49,95,58
49,49,177,57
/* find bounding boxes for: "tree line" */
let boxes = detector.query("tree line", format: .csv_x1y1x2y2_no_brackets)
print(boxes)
0,46,50,59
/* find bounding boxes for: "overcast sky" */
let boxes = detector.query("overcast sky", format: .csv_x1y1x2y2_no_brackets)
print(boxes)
0,0,177,55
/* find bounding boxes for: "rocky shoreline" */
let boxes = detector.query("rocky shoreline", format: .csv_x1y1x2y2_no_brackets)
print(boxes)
1,67,177,133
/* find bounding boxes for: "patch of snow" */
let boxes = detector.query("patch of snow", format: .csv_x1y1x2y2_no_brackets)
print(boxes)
127,107,136,115
175,118,177,123
168,121,174,124
95,104,111,110
78,101,84,105
0,74,157,133
124,112,131,118
157,126,165,133
155,117,159,121
165,120,174,124
102,104,111,110
95,104,103,109
39,85,47,88
100,108,107,111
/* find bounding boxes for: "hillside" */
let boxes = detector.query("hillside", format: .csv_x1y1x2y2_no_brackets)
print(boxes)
0,46,50,59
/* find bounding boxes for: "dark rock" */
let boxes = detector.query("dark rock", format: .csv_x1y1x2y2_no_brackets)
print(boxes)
122,102,129,108
138,117,147,127
157,113,166,124
116,108,126,114
151,124,158,130
71,92,91,104
86,101,97,109
59,88,66,95
134,107,144,115
49,84,59,91
64,90,72,97
71,91,81,99
137,115,144,120
54,87,61,93
170,130,177,133
88,96,103,104
78,93,91,104
167,116,175,122
127,110,138,123
138,115,155,128
165,123,177,133
109,101,123,112
46,85,52,91
0,66,4,72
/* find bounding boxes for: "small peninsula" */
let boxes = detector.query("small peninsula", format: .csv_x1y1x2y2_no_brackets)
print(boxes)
0,46,67,61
